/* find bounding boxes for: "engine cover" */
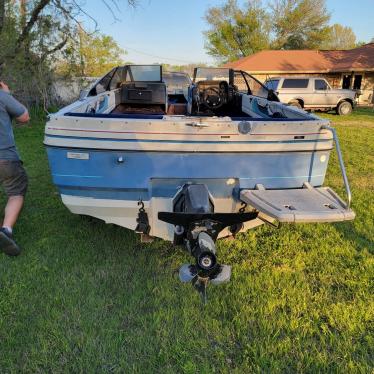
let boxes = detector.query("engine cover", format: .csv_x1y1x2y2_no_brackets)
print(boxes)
173,184,214,214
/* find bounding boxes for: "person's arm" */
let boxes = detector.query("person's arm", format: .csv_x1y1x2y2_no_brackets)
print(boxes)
15,110,30,123
0,81,30,124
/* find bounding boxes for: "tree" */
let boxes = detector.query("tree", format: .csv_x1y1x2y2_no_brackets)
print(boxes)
57,30,126,77
204,0,271,64
8,0,134,61
321,24,357,50
0,0,135,105
80,33,125,77
270,0,331,50
204,0,332,62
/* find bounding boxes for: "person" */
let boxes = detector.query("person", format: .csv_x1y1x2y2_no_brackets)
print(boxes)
0,81,30,256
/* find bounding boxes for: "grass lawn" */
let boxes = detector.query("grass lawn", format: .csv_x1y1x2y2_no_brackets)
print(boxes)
0,107,373,373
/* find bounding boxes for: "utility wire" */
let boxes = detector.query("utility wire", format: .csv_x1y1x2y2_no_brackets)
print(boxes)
122,45,199,64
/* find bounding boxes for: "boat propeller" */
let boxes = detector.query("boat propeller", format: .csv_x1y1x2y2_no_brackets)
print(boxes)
179,264,232,303
158,183,258,303
178,232,231,303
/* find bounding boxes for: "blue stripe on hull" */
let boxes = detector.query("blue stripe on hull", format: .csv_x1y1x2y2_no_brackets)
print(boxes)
46,147,330,200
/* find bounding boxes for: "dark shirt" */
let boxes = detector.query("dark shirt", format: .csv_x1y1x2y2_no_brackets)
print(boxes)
0,90,27,160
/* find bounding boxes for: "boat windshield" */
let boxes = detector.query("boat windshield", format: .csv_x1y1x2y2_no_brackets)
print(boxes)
163,72,191,87
127,65,162,82
194,68,230,83
264,79,280,91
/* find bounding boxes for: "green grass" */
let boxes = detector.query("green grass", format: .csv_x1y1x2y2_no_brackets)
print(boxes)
0,107,373,373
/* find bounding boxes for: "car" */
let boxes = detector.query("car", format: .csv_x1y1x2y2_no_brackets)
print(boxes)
264,76,358,115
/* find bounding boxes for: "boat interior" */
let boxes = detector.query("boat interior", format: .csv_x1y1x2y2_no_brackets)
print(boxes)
65,65,314,121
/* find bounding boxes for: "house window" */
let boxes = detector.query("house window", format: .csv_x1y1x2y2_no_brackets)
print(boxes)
342,74,351,89
353,75,362,90
282,79,309,88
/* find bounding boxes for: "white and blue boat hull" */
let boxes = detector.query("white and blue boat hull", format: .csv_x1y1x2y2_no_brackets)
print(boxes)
45,115,332,240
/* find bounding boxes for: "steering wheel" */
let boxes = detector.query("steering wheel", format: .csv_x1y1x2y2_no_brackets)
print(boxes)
201,86,225,109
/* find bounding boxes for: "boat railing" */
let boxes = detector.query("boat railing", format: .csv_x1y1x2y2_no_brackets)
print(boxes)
321,125,352,209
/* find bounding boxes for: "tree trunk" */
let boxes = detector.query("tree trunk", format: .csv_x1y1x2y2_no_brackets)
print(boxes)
20,0,27,29
0,0,5,33
16,0,51,49
78,23,86,76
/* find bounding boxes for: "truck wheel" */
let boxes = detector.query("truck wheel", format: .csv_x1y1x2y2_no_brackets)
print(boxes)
289,100,302,109
336,101,352,115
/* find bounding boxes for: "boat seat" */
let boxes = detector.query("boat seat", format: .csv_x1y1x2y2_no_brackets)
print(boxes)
240,183,355,223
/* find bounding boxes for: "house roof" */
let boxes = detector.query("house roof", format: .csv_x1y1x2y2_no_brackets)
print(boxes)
224,43,374,73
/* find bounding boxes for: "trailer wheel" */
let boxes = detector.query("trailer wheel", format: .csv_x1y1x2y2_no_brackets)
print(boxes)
336,101,352,115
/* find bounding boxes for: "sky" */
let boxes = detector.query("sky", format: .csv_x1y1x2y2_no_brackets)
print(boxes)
83,0,374,65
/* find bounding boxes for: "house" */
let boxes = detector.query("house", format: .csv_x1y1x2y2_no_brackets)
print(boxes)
224,43,374,105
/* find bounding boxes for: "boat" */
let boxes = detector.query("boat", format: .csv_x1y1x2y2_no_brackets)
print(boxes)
44,65,355,299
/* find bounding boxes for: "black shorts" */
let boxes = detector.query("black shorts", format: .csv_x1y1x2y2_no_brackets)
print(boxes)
0,160,28,197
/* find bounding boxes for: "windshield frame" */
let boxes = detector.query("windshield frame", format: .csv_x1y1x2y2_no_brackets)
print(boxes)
193,67,233,83
88,65,163,96
126,65,163,82
163,71,191,86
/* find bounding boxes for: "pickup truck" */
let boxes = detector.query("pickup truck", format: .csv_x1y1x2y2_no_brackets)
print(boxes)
264,77,357,115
